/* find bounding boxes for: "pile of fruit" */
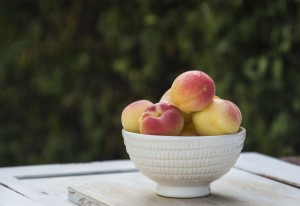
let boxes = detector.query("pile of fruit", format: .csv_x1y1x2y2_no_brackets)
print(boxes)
121,70,242,136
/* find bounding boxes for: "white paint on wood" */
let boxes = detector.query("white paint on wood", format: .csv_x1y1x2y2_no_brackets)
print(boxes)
1,153,300,206
68,169,300,206
22,172,137,205
0,175,75,206
0,184,42,206
235,152,300,188
0,160,135,206
0,160,135,179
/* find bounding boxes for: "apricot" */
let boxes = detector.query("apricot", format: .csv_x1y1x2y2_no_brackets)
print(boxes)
140,103,184,136
160,88,192,126
180,123,198,136
170,70,216,113
121,100,153,133
192,98,242,135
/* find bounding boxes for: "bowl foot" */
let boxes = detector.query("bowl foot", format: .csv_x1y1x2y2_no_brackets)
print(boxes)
157,184,210,198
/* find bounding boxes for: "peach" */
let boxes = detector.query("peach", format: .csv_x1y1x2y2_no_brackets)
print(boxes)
192,98,242,135
140,103,184,136
170,70,216,113
179,131,197,136
182,112,192,126
160,88,192,126
121,100,153,133
159,89,172,103
180,123,198,136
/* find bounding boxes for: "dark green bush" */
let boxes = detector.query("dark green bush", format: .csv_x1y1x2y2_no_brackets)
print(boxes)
0,0,300,166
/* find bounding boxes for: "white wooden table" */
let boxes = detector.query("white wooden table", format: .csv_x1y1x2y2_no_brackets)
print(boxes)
0,152,300,206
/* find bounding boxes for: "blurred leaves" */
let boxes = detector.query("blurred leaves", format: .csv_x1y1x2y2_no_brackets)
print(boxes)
0,0,300,166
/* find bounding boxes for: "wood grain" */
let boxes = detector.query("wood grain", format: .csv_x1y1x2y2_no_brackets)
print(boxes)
0,160,136,179
68,168,300,206
235,152,300,188
1,153,299,206
0,160,135,206
0,184,42,206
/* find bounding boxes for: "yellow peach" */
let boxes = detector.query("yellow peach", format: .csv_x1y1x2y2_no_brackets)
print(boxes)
192,98,242,135
159,89,172,104
160,88,192,126
180,123,198,136
121,100,153,133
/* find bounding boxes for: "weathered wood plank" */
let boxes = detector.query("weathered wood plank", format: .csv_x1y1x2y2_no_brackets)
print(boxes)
0,160,135,206
0,160,136,179
21,172,137,204
0,161,135,206
68,168,300,206
1,153,299,206
0,175,77,206
235,152,300,188
0,184,42,206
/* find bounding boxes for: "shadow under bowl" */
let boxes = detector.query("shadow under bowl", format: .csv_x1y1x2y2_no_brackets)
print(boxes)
122,127,246,198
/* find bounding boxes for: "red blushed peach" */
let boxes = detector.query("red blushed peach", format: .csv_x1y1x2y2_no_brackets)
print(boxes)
170,70,216,113
160,88,192,126
121,100,153,133
192,98,242,135
140,103,184,136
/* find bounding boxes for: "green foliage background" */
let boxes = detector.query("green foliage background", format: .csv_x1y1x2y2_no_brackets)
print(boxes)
1,0,300,166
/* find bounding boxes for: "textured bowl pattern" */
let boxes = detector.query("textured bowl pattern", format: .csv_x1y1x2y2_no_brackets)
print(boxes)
122,128,246,189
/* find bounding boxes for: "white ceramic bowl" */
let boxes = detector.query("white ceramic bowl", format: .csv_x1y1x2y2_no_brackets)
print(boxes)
122,127,246,198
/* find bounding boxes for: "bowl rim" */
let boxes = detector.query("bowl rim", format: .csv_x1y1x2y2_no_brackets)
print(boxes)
122,127,246,141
